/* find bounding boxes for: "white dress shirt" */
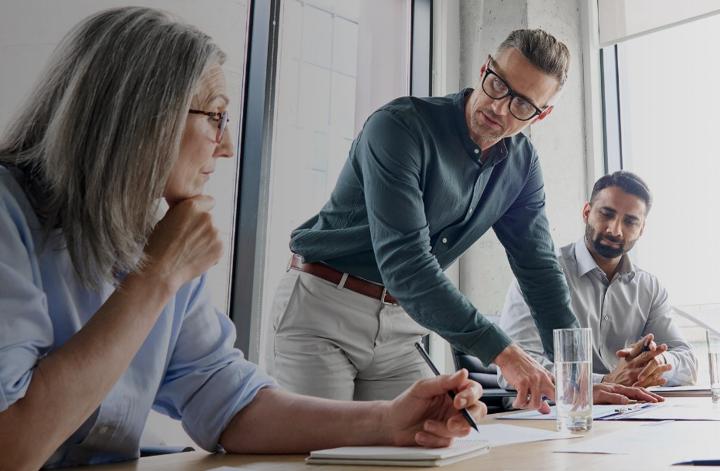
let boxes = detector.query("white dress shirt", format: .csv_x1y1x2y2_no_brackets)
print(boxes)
498,240,697,388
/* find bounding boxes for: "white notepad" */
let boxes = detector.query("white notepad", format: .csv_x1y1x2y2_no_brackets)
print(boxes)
305,438,490,467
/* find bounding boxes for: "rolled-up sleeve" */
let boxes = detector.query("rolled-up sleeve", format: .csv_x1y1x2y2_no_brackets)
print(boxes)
358,110,511,364
152,277,275,451
492,152,578,359
0,193,53,412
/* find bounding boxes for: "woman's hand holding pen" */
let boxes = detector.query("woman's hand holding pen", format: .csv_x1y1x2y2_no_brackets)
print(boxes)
382,369,486,448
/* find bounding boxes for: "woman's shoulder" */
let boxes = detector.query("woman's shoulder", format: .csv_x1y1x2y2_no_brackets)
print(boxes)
0,166,41,230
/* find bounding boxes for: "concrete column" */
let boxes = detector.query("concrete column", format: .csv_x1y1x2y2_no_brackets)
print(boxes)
456,0,587,318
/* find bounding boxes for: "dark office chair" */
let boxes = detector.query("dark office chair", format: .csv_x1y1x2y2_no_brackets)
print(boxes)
452,348,515,413
140,446,195,457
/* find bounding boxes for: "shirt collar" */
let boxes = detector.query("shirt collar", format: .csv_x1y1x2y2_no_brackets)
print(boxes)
573,239,636,281
454,88,509,166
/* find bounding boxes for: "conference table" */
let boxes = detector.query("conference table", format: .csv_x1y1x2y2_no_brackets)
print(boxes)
71,396,717,471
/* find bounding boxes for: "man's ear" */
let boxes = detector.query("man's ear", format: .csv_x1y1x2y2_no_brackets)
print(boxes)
582,201,591,223
532,105,554,123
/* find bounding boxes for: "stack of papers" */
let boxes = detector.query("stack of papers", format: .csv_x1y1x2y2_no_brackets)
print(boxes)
498,403,658,421
613,402,720,421
649,385,712,397
499,401,720,422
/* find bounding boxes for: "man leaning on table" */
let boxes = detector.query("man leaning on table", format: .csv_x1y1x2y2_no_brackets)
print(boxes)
498,171,698,395
273,28,579,412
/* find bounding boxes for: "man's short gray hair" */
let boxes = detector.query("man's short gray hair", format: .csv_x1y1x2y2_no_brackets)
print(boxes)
498,29,570,87
0,7,225,288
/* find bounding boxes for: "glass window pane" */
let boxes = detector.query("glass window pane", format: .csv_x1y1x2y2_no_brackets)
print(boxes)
616,14,720,382
260,0,411,368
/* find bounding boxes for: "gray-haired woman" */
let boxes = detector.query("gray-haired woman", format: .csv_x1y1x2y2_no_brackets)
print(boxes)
0,7,484,469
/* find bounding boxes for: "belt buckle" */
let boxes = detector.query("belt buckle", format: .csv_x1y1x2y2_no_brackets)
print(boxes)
380,287,394,306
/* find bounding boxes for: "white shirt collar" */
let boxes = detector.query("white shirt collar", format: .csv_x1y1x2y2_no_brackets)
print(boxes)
573,239,635,281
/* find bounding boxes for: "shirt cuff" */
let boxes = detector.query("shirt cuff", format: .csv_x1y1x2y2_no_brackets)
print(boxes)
592,373,605,384
660,352,677,382
469,323,513,364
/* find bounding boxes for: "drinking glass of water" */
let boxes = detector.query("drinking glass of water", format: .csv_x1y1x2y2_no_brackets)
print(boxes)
706,330,720,403
554,328,593,432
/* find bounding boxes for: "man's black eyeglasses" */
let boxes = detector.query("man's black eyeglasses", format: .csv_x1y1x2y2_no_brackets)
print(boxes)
481,56,545,121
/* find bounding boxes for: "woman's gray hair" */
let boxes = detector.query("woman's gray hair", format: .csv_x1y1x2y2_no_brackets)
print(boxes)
0,7,225,288
498,29,570,87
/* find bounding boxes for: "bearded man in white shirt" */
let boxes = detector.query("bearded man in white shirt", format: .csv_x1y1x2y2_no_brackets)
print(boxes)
498,171,697,392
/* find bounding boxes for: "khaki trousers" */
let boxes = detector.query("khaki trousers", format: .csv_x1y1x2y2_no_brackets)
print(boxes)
270,269,431,401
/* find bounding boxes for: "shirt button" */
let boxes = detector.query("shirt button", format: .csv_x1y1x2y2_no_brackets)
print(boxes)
604,315,609,320
99,425,110,435
474,148,480,154
442,237,448,244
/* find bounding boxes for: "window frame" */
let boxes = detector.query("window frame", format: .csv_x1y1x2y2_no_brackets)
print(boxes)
229,0,433,361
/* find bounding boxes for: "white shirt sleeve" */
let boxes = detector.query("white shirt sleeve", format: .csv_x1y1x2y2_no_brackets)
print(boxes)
496,279,554,390
643,280,698,386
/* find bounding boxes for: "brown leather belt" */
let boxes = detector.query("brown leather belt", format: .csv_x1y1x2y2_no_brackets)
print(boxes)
289,254,398,305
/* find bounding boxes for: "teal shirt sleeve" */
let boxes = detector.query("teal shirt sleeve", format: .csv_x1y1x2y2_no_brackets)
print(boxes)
492,151,578,359
356,109,512,363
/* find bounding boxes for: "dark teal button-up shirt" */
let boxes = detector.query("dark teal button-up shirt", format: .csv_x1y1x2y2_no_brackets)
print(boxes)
290,89,578,364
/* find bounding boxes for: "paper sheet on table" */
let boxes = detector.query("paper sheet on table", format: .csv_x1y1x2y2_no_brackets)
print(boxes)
468,423,581,447
497,404,655,421
555,421,720,459
616,402,720,421
648,385,712,397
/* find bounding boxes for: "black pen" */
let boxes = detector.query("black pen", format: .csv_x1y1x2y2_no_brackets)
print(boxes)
414,342,479,432
674,460,720,466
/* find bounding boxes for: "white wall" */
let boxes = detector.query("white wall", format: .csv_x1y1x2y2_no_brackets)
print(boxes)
455,0,589,320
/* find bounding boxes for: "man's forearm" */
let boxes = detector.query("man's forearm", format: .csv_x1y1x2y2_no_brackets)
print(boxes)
219,388,391,454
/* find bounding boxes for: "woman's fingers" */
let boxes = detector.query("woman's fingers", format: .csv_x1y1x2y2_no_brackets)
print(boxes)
415,431,453,448
423,419,469,438
454,380,482,409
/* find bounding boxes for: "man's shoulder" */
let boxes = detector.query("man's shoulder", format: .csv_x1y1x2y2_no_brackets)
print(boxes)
377,92,460,118
554,242,578,280
505,132,537,159
630,262,665,291
557,242,575,264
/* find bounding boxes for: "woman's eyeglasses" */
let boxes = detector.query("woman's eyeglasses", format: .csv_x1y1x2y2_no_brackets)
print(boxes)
188,109,229,143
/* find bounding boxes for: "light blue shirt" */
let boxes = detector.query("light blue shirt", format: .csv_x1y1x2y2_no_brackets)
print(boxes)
0,166,275,468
